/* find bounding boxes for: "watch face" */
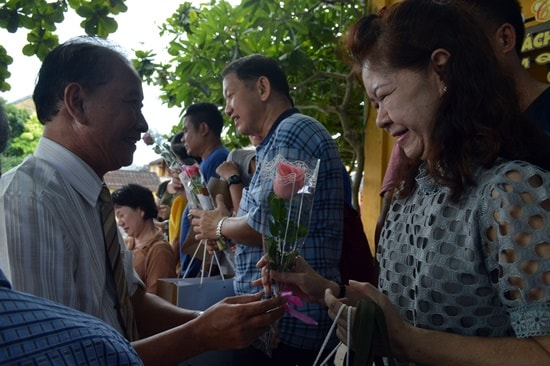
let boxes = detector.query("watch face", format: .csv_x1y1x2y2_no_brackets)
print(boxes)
228,175,242,185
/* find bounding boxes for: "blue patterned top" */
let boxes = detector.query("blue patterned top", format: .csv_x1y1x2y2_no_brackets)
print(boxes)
379,160,550,365
0,269,142,365
237,109,344,350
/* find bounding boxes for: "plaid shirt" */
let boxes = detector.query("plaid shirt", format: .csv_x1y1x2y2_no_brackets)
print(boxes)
0,269,142,365
236,109,344,350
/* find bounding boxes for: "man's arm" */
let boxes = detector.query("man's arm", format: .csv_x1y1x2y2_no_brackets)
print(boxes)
216,161,245,214
131,287,285,365
132,287,200,338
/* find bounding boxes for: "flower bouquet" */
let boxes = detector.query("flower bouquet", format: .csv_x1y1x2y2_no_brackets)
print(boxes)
255,154,320,356
142,131,181,169
179,162,235,275
261,154,320,288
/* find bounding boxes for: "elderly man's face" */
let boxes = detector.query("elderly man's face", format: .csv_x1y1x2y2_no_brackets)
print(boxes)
81,58,148,175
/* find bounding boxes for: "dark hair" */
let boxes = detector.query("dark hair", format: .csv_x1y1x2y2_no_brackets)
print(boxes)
461,0,525,56
33,36,129,124
183,102,224,137
171,131,201,164
156,180,170,198
170,131,188,161
0,103,9,154
112,183,158,220
345,0,549,200
221,54,294,106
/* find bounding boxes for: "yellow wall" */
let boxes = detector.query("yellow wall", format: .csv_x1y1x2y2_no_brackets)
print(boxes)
360,0,398,251
360,0,550,252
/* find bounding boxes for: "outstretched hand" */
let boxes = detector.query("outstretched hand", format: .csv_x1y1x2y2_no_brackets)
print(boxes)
255,255,336,305
196,293,285,351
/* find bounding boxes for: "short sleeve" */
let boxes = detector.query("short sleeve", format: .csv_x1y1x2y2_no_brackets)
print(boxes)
479,161,550,337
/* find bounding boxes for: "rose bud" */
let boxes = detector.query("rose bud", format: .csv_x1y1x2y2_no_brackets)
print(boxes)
273,161,305,200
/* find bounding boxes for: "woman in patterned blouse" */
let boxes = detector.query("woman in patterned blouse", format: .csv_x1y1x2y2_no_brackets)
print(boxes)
263,1,550,365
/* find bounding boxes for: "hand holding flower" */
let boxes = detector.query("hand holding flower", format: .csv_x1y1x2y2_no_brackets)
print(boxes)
262,157,318,273
190,194,231,241
255,255,332,305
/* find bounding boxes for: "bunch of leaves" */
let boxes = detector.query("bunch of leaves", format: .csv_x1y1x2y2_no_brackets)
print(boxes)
133,0,381,207
0,0,128,92
0,99,42,173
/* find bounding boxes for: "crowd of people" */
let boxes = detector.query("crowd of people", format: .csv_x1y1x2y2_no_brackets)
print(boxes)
0,0,548,365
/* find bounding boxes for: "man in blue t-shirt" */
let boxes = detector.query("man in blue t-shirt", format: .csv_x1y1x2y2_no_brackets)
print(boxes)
178,102,229,277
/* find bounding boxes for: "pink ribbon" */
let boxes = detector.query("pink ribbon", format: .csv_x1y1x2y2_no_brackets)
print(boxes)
281,291,318,325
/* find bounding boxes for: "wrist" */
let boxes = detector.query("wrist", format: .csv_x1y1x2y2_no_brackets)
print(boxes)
226,174,242,187
216,216,229,239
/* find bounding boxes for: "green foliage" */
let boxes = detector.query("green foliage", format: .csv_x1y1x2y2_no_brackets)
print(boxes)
3,101,29,140
8,114,43,157
0,0,128,92
0,99,43,173
133,0,373,206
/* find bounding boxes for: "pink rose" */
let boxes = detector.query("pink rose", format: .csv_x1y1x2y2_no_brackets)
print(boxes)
182,163,200,178
273,161,305,200
142,132,155,146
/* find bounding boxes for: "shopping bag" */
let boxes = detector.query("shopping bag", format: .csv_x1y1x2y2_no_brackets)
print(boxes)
157,275,234,310
159,247,235,310
158,248,235,365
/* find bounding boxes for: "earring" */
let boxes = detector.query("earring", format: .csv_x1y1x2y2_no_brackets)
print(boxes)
442,85,448,93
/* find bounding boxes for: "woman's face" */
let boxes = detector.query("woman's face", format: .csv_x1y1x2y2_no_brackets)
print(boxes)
362,64,444,161
115,205,145,237
157,205,170,221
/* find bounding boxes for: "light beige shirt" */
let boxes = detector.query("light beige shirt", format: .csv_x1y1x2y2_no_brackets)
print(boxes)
0,137,141,334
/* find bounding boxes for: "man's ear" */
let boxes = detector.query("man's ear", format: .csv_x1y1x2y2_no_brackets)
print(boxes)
495,23,517,55
256,76,271,102
64,83,86,124
198,121,210,136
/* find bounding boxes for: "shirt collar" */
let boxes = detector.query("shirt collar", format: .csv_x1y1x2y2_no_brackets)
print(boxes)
257,108,299,152
34,137,104,206
0,269,11,289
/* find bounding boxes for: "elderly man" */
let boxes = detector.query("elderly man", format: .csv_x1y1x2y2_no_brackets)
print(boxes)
0,36,283,365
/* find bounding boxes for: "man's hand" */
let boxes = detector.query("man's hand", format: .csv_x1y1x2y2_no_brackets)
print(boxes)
196,293,285,350
190,195,230,240
168,167,186,196
255,255,336,305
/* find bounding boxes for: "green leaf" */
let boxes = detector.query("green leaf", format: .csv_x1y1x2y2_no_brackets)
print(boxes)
96,16,117,36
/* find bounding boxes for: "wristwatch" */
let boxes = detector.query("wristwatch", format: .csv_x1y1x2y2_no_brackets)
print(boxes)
226,174,242,187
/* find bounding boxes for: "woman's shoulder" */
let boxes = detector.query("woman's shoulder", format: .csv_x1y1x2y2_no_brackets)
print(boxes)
148,237,173,253
476,159,549,195
483,159,548,179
